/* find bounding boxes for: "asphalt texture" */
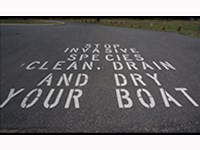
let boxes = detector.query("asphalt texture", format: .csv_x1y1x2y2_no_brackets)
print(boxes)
0,23,200,133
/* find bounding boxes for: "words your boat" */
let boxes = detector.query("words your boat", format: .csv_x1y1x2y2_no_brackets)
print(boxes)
0,73,199,109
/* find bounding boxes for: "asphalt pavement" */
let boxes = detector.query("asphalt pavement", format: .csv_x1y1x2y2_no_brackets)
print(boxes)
1,23,200,133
